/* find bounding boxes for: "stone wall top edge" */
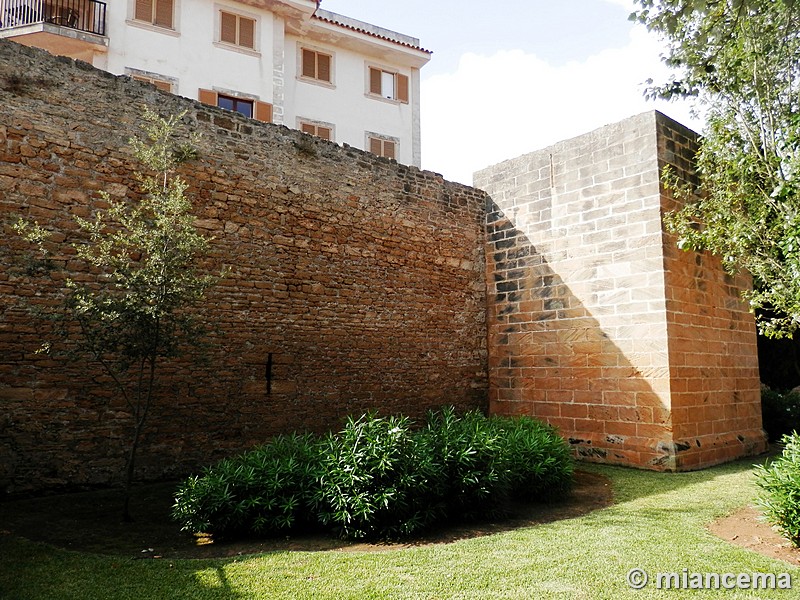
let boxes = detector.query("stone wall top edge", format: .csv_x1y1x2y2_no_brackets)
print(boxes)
654,110,701,141
0,39,488,203
474,111,663,183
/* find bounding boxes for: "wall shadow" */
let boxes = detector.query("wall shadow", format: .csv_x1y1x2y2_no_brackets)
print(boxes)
486,199,765,470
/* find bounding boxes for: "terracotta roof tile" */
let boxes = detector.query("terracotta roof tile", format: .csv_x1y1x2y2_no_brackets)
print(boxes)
312,12,432,54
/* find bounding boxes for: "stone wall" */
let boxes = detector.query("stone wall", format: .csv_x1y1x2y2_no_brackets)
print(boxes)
0,41,489,494
657,117,765,468
0,39,769,493
475,111,766,470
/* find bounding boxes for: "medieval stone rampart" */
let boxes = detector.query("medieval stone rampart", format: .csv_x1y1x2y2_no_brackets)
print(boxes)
475,111,767,470
0,40,488,493
0,40,767,494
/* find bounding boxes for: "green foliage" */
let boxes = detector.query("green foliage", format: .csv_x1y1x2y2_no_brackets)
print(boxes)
418,409,574,519
761,387,800,442
313,412,427,539
1,460,781,600
629,0,785,101
58,109,214,371
493,413,575,499
173,433,323,538
754,432,800,547
14,107,217,519
172,408,574,542
416,408,505,520
633,0,800,337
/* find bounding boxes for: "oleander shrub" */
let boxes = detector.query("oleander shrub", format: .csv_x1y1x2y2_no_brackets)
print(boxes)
312,412,435,539
172,432,322,538
493,414,574,500
418,409,574,519
418,408,506,519
173,408,574,541
754,432,800,548
761,387,800,442
313,408,574,532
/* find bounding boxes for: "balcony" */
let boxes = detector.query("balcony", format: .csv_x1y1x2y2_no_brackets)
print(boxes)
0,0,107,63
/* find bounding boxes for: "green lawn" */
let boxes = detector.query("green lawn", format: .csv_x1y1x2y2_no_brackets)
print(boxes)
1,458,797,599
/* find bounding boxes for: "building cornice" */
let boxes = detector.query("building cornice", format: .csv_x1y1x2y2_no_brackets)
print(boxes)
312,9,431,55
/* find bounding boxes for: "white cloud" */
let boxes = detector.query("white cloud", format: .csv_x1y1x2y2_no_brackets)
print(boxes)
420,27,701,185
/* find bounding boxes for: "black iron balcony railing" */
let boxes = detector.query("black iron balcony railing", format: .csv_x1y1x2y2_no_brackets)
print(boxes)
0,0,107,36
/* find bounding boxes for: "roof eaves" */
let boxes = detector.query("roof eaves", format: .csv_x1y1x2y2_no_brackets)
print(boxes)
311,11,432,55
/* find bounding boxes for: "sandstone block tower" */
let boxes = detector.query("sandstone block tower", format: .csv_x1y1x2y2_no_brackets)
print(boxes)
475,111,767,470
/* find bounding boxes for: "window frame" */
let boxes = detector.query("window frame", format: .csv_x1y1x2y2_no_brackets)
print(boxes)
217,94,254,118
126,68,177,93
366,65,409,104
215,6,259,54
366,133,398,161
198,88,273,123
298,118,334,142
130,0,177,31
298,43,335,88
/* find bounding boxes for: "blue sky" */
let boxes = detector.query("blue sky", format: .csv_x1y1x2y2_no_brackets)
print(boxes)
321,0,700,184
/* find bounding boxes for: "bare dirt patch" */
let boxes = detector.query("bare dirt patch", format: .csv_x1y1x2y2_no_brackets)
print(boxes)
709,505,800,566
0,470,612,559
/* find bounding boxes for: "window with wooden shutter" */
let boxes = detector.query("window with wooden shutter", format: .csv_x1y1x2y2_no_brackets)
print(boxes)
154,0,172,27
299,120,333,141
134,0,151,22
369,67,382,95
134,0,173,28
367,67,409,104
317,53,331,83
384,140,396,160
220,12,237,44
367,135,397,160
219,11,256,50
302,49,316,79
369,137,382,155
254,101,272,123
239,17,255,49
396,74,409,103
300,48,333,83
131,74,174,92
198,88,218,106
199,89,272,123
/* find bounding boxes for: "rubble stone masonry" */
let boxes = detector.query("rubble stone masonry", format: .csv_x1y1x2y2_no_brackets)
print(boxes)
0,41,488,493
475,111,767,470
0,40,768,494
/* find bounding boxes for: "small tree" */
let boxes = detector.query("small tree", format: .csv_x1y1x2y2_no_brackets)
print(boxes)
15,108,217,520
632,0,800,338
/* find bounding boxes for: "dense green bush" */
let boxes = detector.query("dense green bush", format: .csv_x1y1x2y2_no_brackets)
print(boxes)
761,387,800,442
172,433,322,538
493,414,575,499
754,433,800,548
417,408,505,520
312,412,429,539
173,408,574,541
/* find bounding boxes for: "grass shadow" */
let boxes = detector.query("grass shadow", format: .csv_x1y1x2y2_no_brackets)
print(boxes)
0,469,614,559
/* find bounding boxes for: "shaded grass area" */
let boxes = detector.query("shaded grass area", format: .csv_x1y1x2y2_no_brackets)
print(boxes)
1,458,798,599
0,471,611,558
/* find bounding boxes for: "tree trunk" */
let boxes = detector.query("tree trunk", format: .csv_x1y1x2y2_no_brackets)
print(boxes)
122,356,157,522
122,414,146,522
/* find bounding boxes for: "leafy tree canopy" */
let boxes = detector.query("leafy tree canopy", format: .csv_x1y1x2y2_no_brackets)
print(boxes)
632,0,800,337
15,108,217,519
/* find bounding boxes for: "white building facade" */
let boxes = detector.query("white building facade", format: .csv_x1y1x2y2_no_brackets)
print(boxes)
0,0,431,166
